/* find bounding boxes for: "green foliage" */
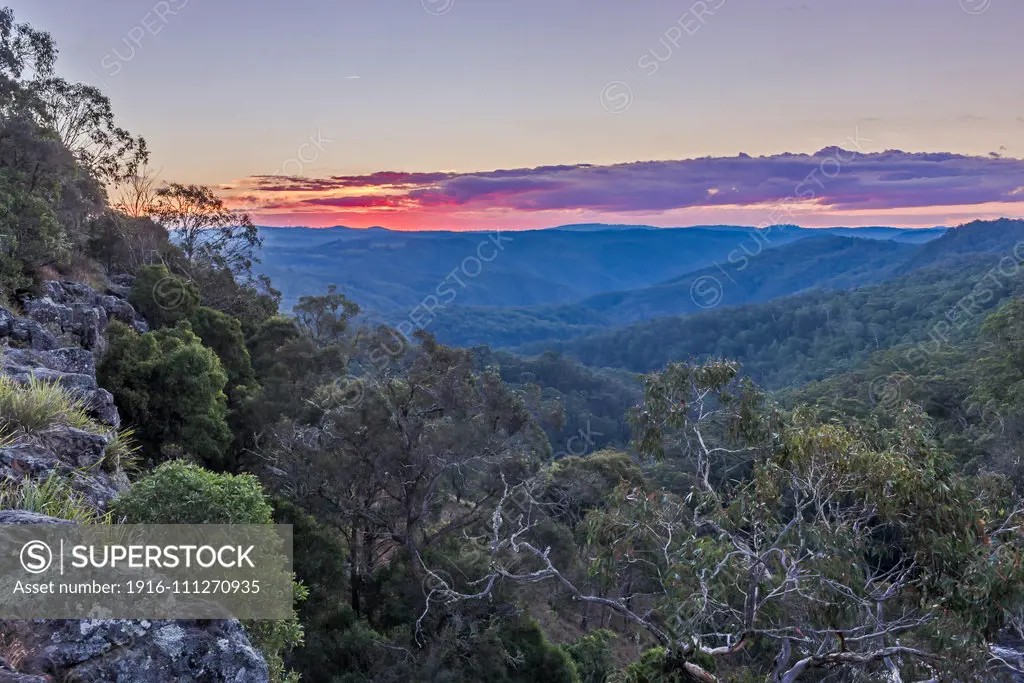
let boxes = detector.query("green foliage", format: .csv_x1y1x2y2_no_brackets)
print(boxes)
0,471,110,524
293,285,360,347
246,312,351,427
99,321,232,469
100,428,140,474
0,167,68,297
128,264,201,329
272,499,352,682
191,266,280,334
245,597,307,683
127,267,263,462
476,347,641,454
543,450,644,528
613,648,692,683
189,305,257,395
486,617,580,683
562,630,616,683
112,460,272,524
0,373,97,436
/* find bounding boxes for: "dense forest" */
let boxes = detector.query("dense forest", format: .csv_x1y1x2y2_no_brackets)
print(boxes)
5,7,1024,682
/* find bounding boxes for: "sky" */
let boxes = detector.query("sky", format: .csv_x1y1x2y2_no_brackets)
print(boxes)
10,0,1024,230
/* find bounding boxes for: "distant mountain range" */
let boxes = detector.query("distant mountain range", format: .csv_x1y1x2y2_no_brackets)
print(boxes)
255,223,948,318
255,218,1024,387
508,218,1024,387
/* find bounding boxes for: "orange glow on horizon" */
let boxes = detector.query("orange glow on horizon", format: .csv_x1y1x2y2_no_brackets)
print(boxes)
227,198,1024,231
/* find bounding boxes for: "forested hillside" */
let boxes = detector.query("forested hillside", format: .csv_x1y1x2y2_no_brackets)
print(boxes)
255,224,944,316
427,234,920,348
526,223,1024,383
5,7,1024,683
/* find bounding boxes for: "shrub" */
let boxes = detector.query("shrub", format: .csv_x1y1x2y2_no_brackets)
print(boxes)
98,321,232,469
189,306,256,393
128,263,200,329
111,460,272,524
563,630,616,683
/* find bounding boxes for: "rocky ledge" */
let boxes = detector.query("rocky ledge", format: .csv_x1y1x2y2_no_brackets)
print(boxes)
0,279,270,683
0,280,145,510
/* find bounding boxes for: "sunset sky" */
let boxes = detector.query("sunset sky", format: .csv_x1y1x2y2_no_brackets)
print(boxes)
11,0,1024,230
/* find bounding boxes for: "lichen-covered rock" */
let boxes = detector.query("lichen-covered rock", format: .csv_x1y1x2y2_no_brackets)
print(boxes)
0,307,16,336
0,444,61,480
0,669,49,682
38,427,109,469
0,279,141,507
96,295,138,327
0,437,126,511
1,364,97,394
3,348,96,376
7,318,59,351
10,280,147,354
70,303,105,351
75,469,131,511
85,388,121,429
21,296,72,333
0,509,75,525
0,619,269,683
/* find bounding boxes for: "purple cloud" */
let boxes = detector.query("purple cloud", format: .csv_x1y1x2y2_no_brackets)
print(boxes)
233,149,1024,215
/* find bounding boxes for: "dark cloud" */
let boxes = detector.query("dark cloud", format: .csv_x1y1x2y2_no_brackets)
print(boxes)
236,149,1024,215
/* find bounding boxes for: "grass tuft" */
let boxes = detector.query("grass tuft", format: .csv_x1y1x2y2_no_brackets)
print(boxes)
0,371,135,482
0,471,111,524
0,373,98,436
101,428,141,474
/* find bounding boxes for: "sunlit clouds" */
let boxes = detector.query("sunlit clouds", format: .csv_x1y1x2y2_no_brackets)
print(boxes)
222,149,1024,230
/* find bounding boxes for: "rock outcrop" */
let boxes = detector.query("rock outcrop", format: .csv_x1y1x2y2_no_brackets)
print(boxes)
0,279,270,683
0,610,269,683
0,281,144,510
16,280,148,355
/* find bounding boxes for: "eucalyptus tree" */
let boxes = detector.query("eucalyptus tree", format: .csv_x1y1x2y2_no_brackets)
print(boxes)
422,360,1024,682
